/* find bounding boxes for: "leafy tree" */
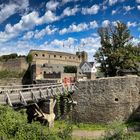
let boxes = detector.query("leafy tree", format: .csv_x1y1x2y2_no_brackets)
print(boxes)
64,66,77,73
0,53,18,61
26,54,33,63
94,22,140,77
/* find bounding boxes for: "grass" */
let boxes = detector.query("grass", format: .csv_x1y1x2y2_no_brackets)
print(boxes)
53,120,109,131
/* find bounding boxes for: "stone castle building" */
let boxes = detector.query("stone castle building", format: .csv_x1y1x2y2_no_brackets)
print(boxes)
29,50,88,66
29,50,88,82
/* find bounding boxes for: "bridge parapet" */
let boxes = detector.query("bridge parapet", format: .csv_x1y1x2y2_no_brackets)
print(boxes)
0,83,76,106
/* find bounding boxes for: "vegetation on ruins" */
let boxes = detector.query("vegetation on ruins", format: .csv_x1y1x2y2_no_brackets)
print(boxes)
94,22,140,77
0,53,25,62
26,54,33,63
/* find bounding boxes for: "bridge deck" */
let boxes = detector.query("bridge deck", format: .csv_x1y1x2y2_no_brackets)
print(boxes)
0,83,76,106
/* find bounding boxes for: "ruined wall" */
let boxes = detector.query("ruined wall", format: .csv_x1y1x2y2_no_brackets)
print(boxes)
0,57,28,71
73,76,140,123
0,78,22,86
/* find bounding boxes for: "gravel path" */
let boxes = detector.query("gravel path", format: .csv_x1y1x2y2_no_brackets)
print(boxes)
72,130,105,139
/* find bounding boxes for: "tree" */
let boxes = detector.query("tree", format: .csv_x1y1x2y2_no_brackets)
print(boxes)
94,22,140,77
26,54,33,63
64,66,77,73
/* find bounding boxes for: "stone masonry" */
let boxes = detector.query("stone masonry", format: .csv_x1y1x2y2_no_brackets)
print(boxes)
73,76,140,123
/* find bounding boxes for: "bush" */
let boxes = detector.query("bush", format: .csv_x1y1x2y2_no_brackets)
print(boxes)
64,66,77,73
0,105,72,140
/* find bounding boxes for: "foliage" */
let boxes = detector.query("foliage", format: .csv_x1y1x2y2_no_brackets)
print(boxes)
64,66,77,73
26,54,33,63
94,22,140,77
0,53,18,61
0,70,25,79
0,105,73,140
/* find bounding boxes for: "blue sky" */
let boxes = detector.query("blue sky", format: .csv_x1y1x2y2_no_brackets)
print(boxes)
0,0,140,61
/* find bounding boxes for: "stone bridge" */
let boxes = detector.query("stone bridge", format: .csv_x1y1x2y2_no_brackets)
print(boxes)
0,83,77,127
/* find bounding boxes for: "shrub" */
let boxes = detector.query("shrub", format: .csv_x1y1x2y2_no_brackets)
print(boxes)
0,105,72,140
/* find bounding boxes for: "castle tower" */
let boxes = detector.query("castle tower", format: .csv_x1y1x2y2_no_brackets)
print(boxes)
76,51,88,62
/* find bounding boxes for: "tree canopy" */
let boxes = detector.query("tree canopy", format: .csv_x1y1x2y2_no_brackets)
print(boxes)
94,22,140,77
64,66,77,73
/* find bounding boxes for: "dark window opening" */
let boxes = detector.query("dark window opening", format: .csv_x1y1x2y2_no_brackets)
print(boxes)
54,55,56,58
60,56,62,58
42,54,45,57
35,54,38,57
115,98,118,102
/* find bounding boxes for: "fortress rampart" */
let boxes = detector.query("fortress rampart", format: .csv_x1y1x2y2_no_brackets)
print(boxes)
73,76,140,123
0,57,28,72
29,50,87,66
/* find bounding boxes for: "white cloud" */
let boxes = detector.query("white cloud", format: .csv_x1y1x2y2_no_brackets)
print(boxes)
82,4,100,15
59,20,98,35
112,10,117,15
34,25,58,39
137,5,140,10
62,0,78,4
39,36,100,61
0,40,35,56
61,6,79,17
0,0,29,23
46,1,59,11
109,0,118,6
102,20,110,27
0,35,101,61
89,21,98,29
127,21,137,28
59,23,88,35
108,0,125,6
23,31,34,40
112,20,120,26
136,0,140,3
123,6,134,12
79,37,100,61
0,10,59,42
131,38,140,45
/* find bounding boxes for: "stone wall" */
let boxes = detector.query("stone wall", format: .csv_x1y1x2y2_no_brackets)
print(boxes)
0,57,28,72
29,50,87,66
73,76,140,123
0,78,22,86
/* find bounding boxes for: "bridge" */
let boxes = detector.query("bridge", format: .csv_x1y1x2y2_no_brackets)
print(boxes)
0,83,77,127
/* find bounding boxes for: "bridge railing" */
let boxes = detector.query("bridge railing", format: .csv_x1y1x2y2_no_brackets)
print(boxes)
0,83,77,106
0,83,62,91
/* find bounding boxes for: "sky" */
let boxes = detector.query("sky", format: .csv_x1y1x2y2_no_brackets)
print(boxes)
0,0,140,61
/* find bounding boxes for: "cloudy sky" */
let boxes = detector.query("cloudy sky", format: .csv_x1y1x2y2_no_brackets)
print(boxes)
0,0,140,61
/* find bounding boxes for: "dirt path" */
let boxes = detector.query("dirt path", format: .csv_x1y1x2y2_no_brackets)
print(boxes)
72,130,105,139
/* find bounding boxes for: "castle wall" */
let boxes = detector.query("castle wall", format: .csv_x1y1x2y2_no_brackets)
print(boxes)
73,76,140,123
0,78,22,86
29,50,87,66
0,57,28,72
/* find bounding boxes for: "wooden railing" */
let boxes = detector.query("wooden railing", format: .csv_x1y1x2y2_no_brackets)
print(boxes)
0,83,76,107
